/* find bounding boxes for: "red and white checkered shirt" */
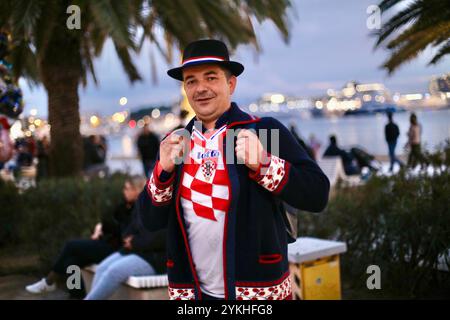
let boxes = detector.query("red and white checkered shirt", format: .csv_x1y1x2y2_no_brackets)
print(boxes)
180,124,230,298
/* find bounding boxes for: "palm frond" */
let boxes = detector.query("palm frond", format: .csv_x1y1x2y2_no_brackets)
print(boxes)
8,40,40,85
375,0,450,73
113,41,142,83
89,0,136,49
429,40,450,64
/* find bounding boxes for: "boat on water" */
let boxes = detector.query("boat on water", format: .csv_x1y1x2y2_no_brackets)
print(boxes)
339,82,405,116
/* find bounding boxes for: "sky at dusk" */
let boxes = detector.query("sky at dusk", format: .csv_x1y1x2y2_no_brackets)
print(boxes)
20,0,450,118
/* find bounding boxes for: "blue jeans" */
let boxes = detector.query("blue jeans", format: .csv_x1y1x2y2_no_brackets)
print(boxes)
85,252,155,300
387,141,403,171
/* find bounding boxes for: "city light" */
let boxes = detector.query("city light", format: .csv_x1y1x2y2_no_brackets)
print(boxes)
404,93,423,101
128,119,136,128
30,108,37,116
315,101,323,109
119,97,128,106
137,119,145,128
363,94,372,102
151,108,160,119
90,115,100,127
249,103,258,112
112,112,126,123
270,94,285,104
342,87,356,97
356,83,384,92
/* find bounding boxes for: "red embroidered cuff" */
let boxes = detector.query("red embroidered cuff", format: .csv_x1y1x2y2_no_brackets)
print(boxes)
147,161,175,205
249,153,289,193
248,151,271,182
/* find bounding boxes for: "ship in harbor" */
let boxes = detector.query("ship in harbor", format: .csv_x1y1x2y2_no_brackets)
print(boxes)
245,81,408,118
336,82,405,116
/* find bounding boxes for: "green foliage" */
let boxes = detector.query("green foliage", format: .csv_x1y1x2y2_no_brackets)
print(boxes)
298,143,450,298
0,179,24,246
0,0,293,86
0,174,127,271
375,0,450,74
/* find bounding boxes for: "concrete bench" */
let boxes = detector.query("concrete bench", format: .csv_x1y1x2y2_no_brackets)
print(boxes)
82,265,169,300
317,157,362,187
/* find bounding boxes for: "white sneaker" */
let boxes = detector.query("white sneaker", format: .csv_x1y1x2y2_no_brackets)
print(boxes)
25,278,56,294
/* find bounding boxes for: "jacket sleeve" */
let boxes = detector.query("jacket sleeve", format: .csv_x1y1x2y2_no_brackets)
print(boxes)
131,228,167,252
249,117,330,212
137,156,175,232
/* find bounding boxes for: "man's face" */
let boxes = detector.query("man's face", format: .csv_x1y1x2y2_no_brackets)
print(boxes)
183,64,236,126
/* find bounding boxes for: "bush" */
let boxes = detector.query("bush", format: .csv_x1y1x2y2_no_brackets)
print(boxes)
0,179,24,246
298,143,450,298
0,173,127,272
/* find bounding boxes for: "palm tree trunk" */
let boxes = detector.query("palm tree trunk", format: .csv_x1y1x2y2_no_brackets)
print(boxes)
39,28,83,177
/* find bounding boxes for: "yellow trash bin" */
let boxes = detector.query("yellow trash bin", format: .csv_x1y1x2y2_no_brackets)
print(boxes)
288,237,347,300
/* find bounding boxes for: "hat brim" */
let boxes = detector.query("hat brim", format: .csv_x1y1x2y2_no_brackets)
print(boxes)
167,60,244,81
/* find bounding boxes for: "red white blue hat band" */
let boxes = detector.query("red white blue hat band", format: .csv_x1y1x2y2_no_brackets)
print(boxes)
167,40,244,81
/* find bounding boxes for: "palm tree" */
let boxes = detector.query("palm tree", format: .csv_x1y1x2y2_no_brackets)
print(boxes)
374,0,450,74
0,0,292,177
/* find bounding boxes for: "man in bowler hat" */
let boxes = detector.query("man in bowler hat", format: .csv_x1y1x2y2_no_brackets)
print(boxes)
138,39,330,300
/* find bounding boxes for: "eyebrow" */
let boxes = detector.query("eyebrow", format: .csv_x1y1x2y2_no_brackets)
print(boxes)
184,70,219,82
204,71,218,76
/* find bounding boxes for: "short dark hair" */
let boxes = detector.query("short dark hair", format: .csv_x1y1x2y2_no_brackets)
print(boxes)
387,111,393,121
329,135,337,145
220,66,233,80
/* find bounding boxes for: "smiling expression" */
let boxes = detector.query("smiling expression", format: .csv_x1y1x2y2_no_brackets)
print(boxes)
183,64,236,128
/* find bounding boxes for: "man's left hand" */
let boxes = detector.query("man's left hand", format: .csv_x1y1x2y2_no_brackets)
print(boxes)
235,129,265,172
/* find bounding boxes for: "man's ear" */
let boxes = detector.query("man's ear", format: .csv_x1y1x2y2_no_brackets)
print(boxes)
229,76,237,95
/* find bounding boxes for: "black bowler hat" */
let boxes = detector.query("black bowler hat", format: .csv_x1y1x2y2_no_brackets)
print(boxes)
167,39,244,81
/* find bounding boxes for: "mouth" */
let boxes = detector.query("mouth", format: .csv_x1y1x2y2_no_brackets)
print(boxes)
195,96,215,103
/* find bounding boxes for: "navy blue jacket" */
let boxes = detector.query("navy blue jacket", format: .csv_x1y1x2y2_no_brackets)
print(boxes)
137,103,330,300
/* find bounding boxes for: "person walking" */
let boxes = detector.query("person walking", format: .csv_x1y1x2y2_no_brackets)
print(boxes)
407,113,427,169
384,112,404,172
137,125,160,178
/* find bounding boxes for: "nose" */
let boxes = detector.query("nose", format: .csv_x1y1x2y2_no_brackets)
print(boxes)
196,81,208,93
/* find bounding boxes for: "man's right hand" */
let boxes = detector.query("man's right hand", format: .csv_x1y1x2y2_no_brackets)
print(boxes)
159,133,186,173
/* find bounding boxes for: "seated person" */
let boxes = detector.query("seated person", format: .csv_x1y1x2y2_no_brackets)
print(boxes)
25,176,145,298
323,135,360,176
84,195,167,300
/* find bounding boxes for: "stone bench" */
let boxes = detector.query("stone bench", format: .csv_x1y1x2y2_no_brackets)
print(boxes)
82,265,169,300
317,157,362,187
